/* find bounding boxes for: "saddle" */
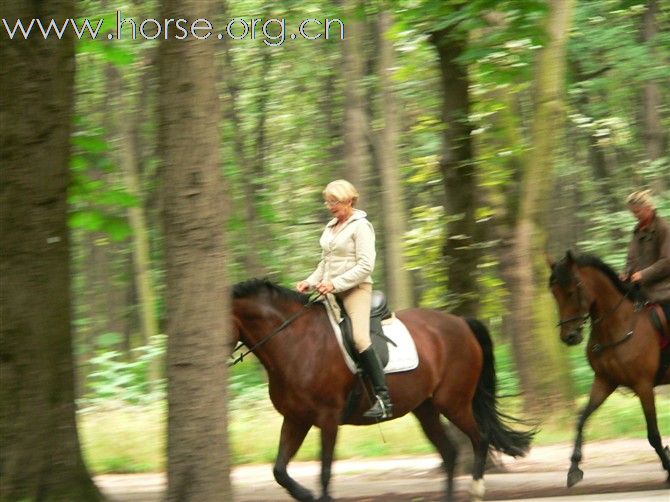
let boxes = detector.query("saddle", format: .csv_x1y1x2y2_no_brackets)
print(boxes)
648,303,670,384
337,291,394,367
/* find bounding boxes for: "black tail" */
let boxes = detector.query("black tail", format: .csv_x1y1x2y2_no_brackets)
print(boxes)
465,318,535,457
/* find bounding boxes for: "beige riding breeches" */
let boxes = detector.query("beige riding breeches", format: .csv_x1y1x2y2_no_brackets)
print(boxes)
336,283,372,353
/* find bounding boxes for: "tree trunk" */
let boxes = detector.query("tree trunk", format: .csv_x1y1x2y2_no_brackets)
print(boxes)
430,28,480,317
220,29,268,278
158,0,232,500
641,0,667,193
0,1,102,500
342,0,371,200
111,65,161,383
510,0,576,417
377,9,412,309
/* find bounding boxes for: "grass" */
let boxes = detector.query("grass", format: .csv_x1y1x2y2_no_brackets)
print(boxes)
80,401,166,474
79,388,670,474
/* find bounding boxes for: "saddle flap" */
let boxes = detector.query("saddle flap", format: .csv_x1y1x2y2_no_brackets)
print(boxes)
649,304,670,349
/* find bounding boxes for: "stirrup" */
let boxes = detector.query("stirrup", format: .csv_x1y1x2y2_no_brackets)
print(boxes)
363,395,392,419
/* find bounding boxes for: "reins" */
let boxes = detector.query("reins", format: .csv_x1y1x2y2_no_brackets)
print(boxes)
228,292,324,367
557,278,639,354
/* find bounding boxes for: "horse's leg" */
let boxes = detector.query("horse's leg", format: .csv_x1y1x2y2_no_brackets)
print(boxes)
273,418,314,502
441,406,488,502
412,400,459,502
636,384,670,483
318,422,339,502
567,377,616,487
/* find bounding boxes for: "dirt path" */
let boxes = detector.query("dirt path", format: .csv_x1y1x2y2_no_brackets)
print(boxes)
97,439,669,501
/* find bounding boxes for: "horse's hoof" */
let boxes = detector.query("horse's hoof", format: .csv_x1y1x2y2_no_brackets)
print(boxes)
293,487,315,502
567,467,583,488
469,479,485,501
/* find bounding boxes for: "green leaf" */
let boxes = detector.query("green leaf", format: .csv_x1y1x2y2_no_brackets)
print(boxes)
98,332,123,347
102,43,135,66
103,217,133,241
72,135,108,154
69,210,106,231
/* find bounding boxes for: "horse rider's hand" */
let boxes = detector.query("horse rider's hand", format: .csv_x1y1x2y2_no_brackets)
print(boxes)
317,281,335,294
630,271,642,283
296,281,311,293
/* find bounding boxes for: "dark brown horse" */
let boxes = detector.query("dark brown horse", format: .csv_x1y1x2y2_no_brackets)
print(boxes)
548,251,670,487
231,279,533,502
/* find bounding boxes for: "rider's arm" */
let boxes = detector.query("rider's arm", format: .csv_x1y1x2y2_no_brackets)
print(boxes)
639,220,670,283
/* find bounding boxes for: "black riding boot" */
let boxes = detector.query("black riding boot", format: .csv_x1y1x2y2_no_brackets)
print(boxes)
359,346,393,419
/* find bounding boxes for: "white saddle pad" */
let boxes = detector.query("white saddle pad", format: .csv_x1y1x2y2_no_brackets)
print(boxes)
324,302,419,374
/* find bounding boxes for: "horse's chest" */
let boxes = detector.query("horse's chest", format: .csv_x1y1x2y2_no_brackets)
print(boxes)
588,350,636,386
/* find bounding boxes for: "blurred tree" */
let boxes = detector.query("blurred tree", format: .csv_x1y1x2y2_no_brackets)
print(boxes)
0,1,103,500
111,62,161,384
158,0,232,499
342,0,371,199
430,18,481,317
376,7,413,309
221,45,268,278
509,0,576,416
641,0,666,193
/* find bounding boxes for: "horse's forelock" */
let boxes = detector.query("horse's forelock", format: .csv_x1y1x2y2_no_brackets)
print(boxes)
550,259,573,288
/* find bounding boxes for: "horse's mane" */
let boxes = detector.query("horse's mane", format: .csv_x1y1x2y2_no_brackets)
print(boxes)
232,278,312,305
552,253,642,300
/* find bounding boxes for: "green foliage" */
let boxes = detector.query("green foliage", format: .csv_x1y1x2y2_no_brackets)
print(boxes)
229,357,267,399
69,122,136,241
405,204,450,308
83,335,166,406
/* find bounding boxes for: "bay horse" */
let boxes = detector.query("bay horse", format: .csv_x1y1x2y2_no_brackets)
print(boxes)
231,279,533,502
548,251,670,487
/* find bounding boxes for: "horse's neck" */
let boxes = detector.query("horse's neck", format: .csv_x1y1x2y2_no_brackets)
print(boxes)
239,300,331,379
583,267,634,333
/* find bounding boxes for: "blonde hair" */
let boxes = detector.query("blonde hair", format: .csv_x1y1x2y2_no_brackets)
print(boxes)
323,179,359,206
627,189,656,210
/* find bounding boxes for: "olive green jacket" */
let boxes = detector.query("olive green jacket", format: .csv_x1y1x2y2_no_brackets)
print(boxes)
625,213,670,302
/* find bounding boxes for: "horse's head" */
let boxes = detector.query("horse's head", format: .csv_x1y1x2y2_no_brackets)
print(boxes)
547,250,592,346
229,278,314,356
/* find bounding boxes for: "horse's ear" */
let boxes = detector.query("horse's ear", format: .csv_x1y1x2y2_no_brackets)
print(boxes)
545,253,556,269
565,249,575,264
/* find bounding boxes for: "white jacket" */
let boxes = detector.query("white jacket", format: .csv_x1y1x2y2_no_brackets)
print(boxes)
305,209,375,293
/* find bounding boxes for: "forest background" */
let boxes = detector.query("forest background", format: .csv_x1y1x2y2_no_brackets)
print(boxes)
1,0,669,500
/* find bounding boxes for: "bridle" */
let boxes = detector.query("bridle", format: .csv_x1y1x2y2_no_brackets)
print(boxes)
555,275,637,353
228,291,323,367
556,278,591,333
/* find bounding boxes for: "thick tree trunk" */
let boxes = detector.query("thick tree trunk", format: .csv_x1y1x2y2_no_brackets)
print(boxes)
342,0,371,199
158,0,232,500
0,1,102,500
377,10,412,309
430,28,480,317
510,0,576,417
